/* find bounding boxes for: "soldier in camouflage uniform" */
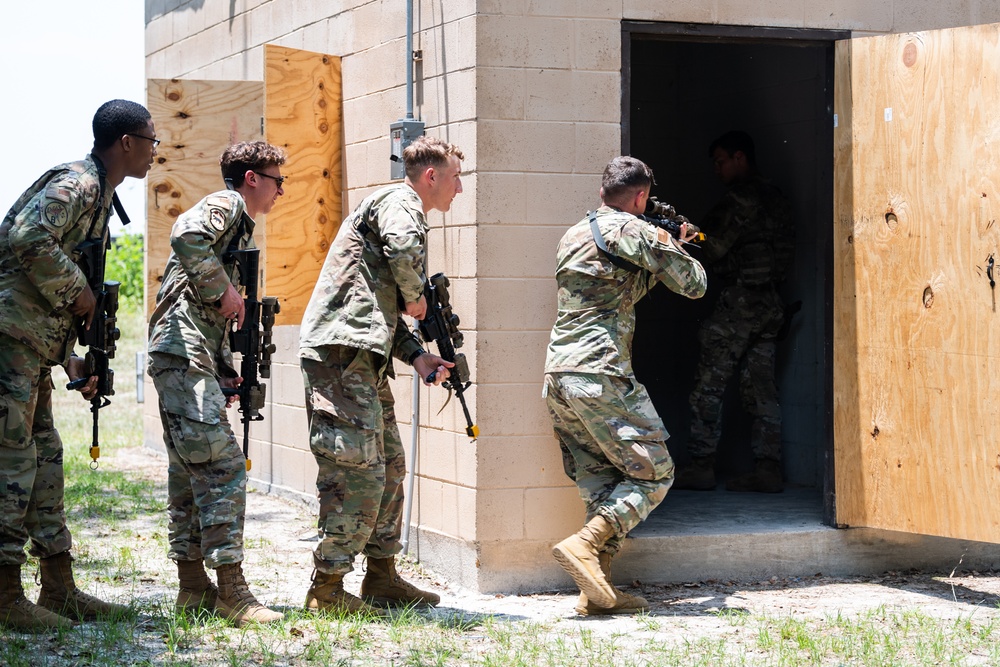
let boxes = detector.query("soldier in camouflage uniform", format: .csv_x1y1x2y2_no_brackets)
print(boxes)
299,135,460,615
677,131,795,494
0,100,154,631
545,156,706,615
147,141,286,627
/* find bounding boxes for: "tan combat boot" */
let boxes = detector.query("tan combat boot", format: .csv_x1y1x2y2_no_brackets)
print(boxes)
37,552,130,621
725,459,783,493
305,569,386,615
214,562,283,626
672,455,716,491
0,563,77,631
551,515,617,609
575,553,650,616
175,559,218,614
361,557,440,607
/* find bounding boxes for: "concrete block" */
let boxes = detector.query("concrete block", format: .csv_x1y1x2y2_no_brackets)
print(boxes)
476,225,561,278
342,41,406,101
477,488,526,541
573,18,621,71
478,120,576,173
573,122,621,173
525,172,603,227
477,67,526,122
427,217,477,280
419,69,478,127
270,362,305,408
476,380,551,438
477,15,574,68
524,486,586,541
525,70,619,123
888,0,977,32
477,435,572,489
623,0,714,23
476,172,527,224
416,0,476,26
526,0,618,19
712,0,807,28
270,403,309,450
417,16,478,80
478,277,555,331
414,427,477,486
418,478,478,541
476,329,549,384
145,15,176,55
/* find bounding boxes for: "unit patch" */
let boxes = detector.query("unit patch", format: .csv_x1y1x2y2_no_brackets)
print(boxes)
43,201,69,227
210,208,227,232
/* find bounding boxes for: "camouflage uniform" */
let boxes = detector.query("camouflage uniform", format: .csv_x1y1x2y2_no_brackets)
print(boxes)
147,190,255,568
544,206,706,553
299,183,425,576
0,156,115,566
688,178,795,464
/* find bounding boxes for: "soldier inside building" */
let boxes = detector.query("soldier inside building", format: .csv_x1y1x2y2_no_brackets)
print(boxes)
676,130,796,494
544,156,707,615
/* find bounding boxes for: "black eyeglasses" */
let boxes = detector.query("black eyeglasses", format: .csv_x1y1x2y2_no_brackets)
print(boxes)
255,172,285,188
126,133,161,148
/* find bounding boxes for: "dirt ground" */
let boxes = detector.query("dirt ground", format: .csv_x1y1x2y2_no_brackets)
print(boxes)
25,444,997,667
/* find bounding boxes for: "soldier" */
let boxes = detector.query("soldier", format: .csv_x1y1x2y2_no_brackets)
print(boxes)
299,135,460,614
545,156,706,615
677,131,796,493
147,141,286,626
0,99,154,630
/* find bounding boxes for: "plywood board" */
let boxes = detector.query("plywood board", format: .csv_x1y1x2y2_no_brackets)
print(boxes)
146,79,264,315
833,23,1000,542
263,44,343,326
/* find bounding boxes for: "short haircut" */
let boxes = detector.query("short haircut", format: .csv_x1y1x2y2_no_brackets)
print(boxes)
220,141,287,187
601,156,654,201
403,135,464,180
92,100,152,150
709,130,757,166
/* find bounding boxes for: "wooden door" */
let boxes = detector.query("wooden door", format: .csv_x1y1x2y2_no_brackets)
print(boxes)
834,23,1000,541
146,45,343,325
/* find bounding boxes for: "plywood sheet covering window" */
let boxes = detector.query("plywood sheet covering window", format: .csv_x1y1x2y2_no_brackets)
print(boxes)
833,23,1000,542
263,44,343,326
146,79,264,315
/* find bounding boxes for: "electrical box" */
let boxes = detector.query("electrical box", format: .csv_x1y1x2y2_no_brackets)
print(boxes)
389,118,425,180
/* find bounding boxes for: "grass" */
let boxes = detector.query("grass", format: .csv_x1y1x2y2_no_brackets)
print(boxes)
3,303,1000,665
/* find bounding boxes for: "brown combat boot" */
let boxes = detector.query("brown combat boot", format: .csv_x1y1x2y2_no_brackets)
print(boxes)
672,455,717,491
0,563,77,631
37,552,130,621
725,459,783,493
305,569,386,615
361,557,440,607
214,562,283,626
551,515,617,609
175,559,218,614
575,553,650,616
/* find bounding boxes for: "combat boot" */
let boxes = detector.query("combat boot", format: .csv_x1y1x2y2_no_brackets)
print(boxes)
725,459,783,493
175,558,218,614
305,569,386,615
37,552,130,621
361,557,440,607
672,455,717,491
214,562,283,626
575,553,650,616
551,515,617,609
0,563,76,631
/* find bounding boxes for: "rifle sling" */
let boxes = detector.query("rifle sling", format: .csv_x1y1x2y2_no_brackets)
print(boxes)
589,210,641,274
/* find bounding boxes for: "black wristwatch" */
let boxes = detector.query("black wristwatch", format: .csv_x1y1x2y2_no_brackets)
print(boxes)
406,349,426,366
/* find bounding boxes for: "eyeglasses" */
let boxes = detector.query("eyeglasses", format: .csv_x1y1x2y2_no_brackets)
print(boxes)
255,172,285,188
126,133,161,148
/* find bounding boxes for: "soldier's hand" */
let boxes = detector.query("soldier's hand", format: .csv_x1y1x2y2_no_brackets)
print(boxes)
65,355,99,400
216,283,246,329
413,353,454,386
219,376,243,407
405,295,427,321
678,221,698,244
70,284,97,331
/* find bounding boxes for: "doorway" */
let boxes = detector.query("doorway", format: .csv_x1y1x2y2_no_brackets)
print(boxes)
622,23,847,529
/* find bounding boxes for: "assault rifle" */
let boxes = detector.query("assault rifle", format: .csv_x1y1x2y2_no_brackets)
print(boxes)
65,230,121,468
221,248,280,471
644,197,706,244
417,273,479,441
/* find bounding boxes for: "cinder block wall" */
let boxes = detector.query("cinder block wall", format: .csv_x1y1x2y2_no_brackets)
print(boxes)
143,0,999,593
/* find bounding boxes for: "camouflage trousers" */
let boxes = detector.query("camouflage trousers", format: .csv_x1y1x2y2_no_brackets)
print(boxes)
301,345,405,576
148,352,247,568
543,372,675,556
0,335,72,566
688,284,785,462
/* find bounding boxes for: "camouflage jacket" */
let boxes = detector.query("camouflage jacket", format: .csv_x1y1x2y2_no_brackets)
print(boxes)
544,205,707,376
147,190,254,377
299,183,425,366
0,155,114,365
699,177,795,287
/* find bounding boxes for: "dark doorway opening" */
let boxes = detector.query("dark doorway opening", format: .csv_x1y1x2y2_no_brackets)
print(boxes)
622,23,847,529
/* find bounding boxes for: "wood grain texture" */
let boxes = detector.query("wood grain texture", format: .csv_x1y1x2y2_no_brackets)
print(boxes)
834,24,1000,541
263,44,343,325
146,79,264,315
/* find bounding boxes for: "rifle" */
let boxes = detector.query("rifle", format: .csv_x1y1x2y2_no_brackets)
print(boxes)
416,273,479,441
65,230,121,469
221,248,280,471
644,197,706,243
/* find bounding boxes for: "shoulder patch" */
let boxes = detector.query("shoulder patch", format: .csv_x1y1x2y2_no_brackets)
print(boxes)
656,227,672,247
206,195,233,210
209,207,228,232
43,200,70,227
